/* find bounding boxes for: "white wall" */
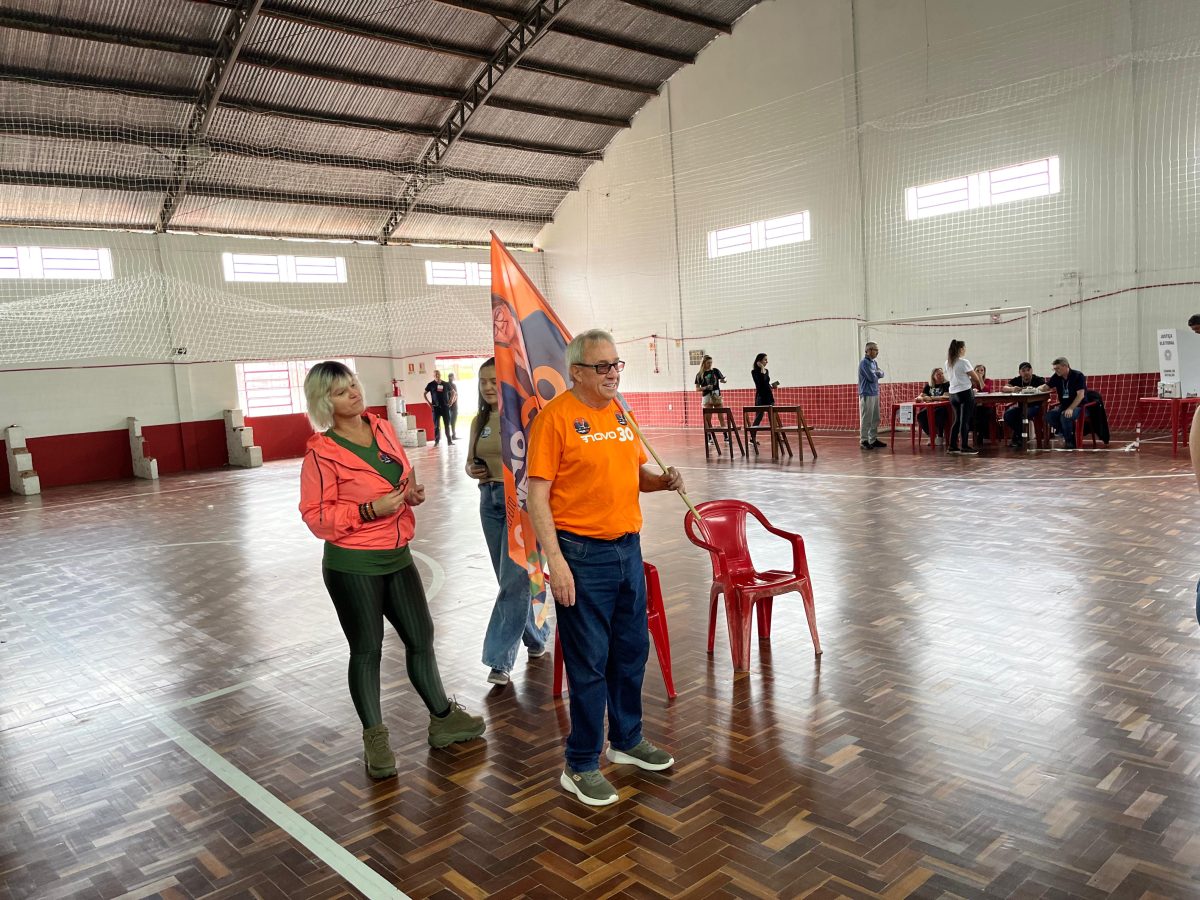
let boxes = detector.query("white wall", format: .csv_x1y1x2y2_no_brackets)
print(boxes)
537,0,1200,389
0,228,545,437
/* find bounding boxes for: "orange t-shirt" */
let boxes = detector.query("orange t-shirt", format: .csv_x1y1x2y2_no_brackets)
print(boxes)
527,391,648,540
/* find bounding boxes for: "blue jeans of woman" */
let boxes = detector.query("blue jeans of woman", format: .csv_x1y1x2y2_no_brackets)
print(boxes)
480,482,549,672
555,530,648,773
950,389,975,449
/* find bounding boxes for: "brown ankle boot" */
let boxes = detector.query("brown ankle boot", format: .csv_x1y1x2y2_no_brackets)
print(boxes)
362,724,397,778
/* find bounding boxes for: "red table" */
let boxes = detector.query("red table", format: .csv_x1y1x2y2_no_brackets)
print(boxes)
890,399,951,453
1136,396,1200,456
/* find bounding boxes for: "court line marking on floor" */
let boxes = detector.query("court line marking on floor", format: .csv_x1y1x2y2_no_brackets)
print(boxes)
150,715,407,900
140,551,444,899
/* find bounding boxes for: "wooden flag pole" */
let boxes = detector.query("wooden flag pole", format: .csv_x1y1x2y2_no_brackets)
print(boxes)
617,401,703,524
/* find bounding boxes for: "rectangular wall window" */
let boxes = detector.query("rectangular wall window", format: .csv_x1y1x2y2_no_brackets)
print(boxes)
235,358,356,418
0,246,113,279
425,260,491,286
905,156,1060,220
222,252,347,283
707,211,811,259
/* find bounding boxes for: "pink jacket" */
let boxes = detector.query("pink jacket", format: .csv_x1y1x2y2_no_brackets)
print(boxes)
299,414,417,550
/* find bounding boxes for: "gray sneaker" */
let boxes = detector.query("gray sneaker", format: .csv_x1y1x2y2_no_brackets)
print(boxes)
606,739,674,771
487,668,510,685
560,767,619,806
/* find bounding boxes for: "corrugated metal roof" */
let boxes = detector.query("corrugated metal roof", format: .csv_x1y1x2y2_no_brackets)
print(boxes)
223,68,449,134
1,0,229,44
0,32,206,93
170,196,382,239
0,136,174,181
492,68,645,122
205,108,430,165
0,0,768,243
0,185,163,227
558,0,716,54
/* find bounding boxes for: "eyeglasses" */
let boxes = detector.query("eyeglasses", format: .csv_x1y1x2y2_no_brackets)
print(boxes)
574,359,625,374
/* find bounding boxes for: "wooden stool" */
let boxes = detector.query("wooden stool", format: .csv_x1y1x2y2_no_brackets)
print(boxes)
703,406,745,457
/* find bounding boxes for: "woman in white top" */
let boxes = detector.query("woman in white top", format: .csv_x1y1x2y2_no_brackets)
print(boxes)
946,340,984,454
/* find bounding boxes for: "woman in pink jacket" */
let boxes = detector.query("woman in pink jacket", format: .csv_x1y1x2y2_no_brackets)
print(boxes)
299,361,484,779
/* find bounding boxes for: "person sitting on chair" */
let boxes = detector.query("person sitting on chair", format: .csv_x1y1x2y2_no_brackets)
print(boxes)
971,364,997,445
1001,362,1046,448
915,367,951,442
1045,357,1087,449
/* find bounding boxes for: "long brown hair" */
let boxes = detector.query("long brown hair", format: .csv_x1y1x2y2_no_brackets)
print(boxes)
947,340,965,366
469,357,496,461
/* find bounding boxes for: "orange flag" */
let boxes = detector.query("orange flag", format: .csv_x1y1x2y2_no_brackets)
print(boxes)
490,233,573,626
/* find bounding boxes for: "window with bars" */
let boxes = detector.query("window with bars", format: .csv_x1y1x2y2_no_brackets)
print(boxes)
424,260,491,286
0,245,113,280
235,358,356,418
905,156,1061,220
706,211,811,259
222,252,347,283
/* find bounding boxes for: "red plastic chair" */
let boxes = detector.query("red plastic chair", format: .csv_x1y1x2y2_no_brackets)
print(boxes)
683,500,821,672
1073,400,1099,448
553,561,676,700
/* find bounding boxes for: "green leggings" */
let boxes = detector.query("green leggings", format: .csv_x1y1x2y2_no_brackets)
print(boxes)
322,565,450,727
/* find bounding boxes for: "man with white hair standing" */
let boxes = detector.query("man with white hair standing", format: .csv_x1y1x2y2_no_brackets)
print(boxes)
858,341,886,449
527,328,684,807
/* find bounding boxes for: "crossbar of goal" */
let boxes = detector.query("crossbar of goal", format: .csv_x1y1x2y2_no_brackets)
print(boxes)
857,306,1033,366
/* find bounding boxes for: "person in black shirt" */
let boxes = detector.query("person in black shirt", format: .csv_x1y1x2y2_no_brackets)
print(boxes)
749,353,779,446
447,373,459,440
423,370,453,446
915,367,951,440
694,356,727,408
1045,357,1087,449
1001,362,1047,448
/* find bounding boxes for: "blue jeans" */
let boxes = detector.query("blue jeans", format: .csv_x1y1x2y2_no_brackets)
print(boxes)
1003,403,1042,443
479,482,548,672
1047,407,1086,449
555,530,648,772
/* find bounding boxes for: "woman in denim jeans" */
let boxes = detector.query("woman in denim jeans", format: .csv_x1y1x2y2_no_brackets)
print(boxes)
466,358,550,685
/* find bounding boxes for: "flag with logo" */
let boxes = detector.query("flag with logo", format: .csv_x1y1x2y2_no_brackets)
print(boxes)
490,232,572,626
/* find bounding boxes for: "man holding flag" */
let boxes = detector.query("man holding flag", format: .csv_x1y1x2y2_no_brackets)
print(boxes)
527,329,684,807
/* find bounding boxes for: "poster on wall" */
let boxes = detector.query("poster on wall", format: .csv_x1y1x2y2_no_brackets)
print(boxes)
1158,329,1178,382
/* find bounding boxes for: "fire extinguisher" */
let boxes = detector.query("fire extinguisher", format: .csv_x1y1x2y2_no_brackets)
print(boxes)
391,379,401,397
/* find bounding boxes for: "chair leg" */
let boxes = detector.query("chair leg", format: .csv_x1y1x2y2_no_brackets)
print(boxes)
707,584,721,653
726,591,754,672
800,583,822,657
756,597,772,640
552,624,566,697
644,563,676,699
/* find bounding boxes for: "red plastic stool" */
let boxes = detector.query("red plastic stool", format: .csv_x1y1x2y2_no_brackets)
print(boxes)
553,561,677,700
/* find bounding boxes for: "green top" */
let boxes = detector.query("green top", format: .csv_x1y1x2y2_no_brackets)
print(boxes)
473,414,503,484
322,428,413,575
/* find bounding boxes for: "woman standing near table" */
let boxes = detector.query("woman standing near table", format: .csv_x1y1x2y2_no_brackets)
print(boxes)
750,353,780,446
946,341,984,454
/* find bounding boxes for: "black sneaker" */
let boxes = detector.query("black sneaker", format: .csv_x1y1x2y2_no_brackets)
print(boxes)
948,446,961,453
861,441,873,450
870,440,887,449
961,446,979,455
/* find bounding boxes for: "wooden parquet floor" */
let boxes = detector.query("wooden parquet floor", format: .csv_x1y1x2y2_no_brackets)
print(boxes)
4,432,1200,898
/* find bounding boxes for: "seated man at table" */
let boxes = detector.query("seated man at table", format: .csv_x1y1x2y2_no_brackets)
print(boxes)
1001,362,1047,449
915,367,951,442
1045,357,1087,449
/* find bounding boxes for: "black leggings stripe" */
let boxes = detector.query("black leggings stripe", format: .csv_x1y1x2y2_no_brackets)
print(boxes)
322,565,449,727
